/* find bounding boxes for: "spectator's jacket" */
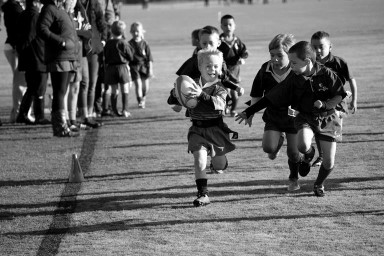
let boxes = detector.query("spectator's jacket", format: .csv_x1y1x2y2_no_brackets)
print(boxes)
16,5,46,72
81,0,108,55
1,0,23,47
37,0,78,64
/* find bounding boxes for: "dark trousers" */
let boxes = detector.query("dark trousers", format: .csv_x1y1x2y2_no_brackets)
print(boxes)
19,71,48,119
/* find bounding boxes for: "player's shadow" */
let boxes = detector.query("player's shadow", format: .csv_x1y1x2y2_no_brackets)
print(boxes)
3,176,383,219
6,207,384,237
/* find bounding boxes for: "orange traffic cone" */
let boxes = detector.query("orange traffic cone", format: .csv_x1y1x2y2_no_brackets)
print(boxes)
68,154,85,183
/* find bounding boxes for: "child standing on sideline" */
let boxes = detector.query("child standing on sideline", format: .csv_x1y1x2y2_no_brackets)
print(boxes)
218,14,248,116
168,49,236,206
104,20,133,118
249,34,306,191
128,22,153,109
310,31,358,167
236,41,347,197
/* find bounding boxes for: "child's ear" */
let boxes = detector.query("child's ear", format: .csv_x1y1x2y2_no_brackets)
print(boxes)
329,43,332,51
217,40,221,47
304,58,312,66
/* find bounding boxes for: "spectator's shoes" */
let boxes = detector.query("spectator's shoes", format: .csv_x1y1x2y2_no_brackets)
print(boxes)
122,111,132,118
16,115,34,125
268,135,285,160
101,110,114,117
84,119,103,129
193,194,210,207
287,179,300,191
313,185,325,197
312,157,323,167
35,118,51,125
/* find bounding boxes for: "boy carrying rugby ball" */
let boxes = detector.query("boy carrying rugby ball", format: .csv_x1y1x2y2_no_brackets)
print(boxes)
167,49,236,207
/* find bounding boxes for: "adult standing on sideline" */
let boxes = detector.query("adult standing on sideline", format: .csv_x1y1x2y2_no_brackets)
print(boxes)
79,0,107,125
16,0,50,125
1,0,26,123
37,0,79,137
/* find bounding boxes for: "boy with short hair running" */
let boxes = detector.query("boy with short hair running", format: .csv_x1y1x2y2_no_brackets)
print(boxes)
236,41,347,197
310,31,358,167
249,34,306,191
168,49,236,206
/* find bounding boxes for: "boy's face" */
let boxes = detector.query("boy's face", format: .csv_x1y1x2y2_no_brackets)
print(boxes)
130,25,144,41
288,52,309,75
221,18,236,35
199,33,221,50
270,48,290,70
199,54,223,83
311,37,332,61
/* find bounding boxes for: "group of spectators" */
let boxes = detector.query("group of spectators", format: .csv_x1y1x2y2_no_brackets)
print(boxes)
0,0,121,136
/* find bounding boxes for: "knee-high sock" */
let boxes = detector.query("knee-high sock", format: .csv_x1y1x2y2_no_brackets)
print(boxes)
288,159,299,180
315,165,333,186
195,179,208,195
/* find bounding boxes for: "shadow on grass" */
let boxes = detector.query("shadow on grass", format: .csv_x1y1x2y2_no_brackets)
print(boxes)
33,128,99,256
5,208,384,236
2,176,383,219
0,166,193,188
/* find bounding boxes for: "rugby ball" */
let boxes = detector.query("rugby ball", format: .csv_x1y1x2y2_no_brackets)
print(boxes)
174,75,199,109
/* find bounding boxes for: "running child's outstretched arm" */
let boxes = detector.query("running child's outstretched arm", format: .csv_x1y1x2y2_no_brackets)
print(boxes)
235,97,271,127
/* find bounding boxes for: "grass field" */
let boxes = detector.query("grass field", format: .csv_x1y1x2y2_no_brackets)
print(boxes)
1,0,384,255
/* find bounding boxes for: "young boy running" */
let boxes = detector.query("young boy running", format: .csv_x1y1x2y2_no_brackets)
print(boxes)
168,49,236,207
310,31,358,167
218,14,248,116
249,34,305,191
236,41,347,197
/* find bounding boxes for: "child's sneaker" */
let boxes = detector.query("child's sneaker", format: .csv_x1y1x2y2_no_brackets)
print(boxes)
122,110,132,118
312,157,323,167
138,101,145,109
268,135,285,160
193,194,210,207
287,179,300,191
303,146,315,163
313,185,325,197
209,161,227,174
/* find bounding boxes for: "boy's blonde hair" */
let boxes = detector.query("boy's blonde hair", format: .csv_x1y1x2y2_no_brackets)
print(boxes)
197,49,223,68
130,21,146,33
269,34,296,53
111,20,126,37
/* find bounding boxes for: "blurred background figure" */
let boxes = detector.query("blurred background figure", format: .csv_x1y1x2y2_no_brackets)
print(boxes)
2,0,27,123
16,0,50,125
